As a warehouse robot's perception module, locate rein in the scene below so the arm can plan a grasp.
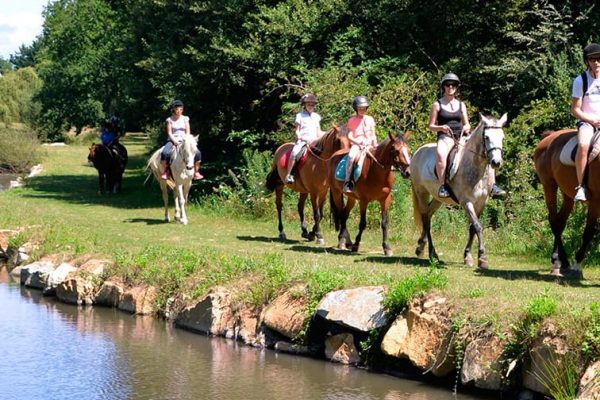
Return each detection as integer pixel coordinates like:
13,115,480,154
453,124,502,161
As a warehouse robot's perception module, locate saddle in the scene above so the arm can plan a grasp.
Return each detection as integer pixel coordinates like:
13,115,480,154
279,148,309,170
559,129,600,166
433,135,467,183
335,151,367,182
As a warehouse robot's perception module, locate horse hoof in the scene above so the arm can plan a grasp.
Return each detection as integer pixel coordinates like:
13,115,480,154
337,243,347,251
384,249,393,257
464,254,474,267
550,268,564,277
351,245,359,253
307,232,316,242
415,248,424,258
478,259,489,270
278,232,286,241
301,231,310,239
181,219,188,225
316,238,325,246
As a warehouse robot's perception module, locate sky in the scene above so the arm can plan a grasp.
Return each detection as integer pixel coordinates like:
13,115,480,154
0,0,47,59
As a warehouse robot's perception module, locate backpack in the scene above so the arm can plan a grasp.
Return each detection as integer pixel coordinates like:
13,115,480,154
581,71,589,98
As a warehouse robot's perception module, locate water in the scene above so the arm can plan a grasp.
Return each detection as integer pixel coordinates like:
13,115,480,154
0,271,498,400
0,173,19,192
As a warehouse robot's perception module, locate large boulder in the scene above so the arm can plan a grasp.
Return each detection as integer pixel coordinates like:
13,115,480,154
21,260,55,289
381,294,455,376
94,279,125,307
577,361,600,400
43,262,77,295
118,285,157,315
175,286,235,337
262,284,310,340
234,306,265,347
316,286,387,332
56,272,97,305
522,322,570,396
461,332,505,390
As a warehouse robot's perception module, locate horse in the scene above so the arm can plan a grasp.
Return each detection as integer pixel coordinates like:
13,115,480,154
410,114,507,269
265,126,349,244
88,143,128,194
533,128,599,279
327,132,412,256
147,134,198,225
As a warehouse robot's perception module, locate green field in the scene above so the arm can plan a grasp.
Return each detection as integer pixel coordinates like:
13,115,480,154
1,133,599,336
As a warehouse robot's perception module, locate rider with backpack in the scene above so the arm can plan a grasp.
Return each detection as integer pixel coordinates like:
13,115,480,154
572,43,600,202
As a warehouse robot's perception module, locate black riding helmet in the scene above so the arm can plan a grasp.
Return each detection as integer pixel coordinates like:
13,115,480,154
170,99,184,110
440,73,460,87
583,43,600,61
352,96,369,111
300,93,317,104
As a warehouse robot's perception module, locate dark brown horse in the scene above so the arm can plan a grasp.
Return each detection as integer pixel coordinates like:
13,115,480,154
533,128,597,279
88,143,127,194
266,126,349,244
327,132,411,256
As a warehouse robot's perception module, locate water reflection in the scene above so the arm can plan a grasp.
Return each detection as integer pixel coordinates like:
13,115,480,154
0,279,497,400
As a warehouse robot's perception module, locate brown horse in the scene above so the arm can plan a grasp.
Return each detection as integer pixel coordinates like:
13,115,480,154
265,126,349,244
327,132,411,256
533,128,597,279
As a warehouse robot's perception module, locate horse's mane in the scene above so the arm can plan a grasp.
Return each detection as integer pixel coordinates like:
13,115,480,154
309,126,338,155
541,128,576,138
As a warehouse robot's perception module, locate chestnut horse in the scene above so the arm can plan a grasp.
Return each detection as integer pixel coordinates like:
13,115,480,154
410,114,507,269
533,128,598,279
266,126,348,244
88,143,128,194
327,132,411,256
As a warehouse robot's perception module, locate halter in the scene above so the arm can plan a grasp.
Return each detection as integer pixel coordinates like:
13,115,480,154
481,125,504,161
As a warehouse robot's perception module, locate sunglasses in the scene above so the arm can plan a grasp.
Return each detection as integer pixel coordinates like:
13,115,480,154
444,82,458,88
588,56,600,63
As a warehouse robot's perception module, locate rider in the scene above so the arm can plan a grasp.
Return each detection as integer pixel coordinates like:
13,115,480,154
572,43,600,202
343,95,377,193
160,100,203,181
285,93,323,184
100,117,118,147
429,73,505,198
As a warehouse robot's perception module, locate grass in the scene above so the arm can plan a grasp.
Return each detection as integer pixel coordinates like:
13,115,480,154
1,132,599,343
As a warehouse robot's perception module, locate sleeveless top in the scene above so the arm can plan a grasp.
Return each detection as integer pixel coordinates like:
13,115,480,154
166,115,189,142
295,111,322,142
436,99,463,138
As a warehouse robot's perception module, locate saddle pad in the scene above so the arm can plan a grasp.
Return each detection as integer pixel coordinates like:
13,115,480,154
278,149,308,169
560,129,600,166
334,154,363,181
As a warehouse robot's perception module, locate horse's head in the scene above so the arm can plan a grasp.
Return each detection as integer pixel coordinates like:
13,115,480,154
312,124,350,157
387,131,411,178
179,134,198,175
480,113,507,169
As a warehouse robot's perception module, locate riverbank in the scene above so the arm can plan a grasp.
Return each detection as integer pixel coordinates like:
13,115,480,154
0,133,598,399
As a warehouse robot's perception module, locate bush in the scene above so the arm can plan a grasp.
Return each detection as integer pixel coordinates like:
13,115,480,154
0,125,43,173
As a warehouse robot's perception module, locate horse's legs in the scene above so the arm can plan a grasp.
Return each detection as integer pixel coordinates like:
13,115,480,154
380,196,393,256
464,224,476,267
462,201,487,269
160,182,170,222
98,172,105,195
351,201,368,253
298,193,310,239
337,193,355,250
308,192,325,245
179,182,190,225
543,183,572,271
275,186,286,240
572,208,599,279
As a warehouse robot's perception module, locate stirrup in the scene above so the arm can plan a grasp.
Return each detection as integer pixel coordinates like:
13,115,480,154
574,185,587,202
438,184,450,198
343,182,353,193
285,174,295,184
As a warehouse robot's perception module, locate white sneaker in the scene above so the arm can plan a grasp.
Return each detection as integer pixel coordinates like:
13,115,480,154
285,174,294,184
574,186,587,202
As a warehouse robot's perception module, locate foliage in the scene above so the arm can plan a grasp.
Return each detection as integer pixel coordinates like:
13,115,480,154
581,302,600,361
383,267,448,317
0,67,42,125
0,125,43,173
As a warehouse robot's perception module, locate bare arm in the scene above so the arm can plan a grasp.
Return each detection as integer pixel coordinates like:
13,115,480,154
461,103,471,135
428,102,452,135
572,97,600,128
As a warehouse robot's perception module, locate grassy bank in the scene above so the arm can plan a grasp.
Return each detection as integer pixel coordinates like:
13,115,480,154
1,133,599,352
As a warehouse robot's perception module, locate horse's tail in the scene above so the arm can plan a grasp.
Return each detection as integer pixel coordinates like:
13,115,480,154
145,149,162,185
411,187,423,231
265,164,282,192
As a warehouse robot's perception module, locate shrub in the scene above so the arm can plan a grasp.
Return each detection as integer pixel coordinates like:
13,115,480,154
0,125,43,173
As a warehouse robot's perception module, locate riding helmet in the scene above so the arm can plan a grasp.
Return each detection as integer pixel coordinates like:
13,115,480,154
583,43,600,61
170,99,184,110
300,93,317,104
440,73,461,87
352,95,369,111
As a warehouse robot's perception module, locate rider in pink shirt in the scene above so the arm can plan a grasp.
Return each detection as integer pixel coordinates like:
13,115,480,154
343,96,377,193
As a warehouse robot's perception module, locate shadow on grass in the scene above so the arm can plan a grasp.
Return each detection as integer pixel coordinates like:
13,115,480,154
475,268,600,287
123,218,167,225
236,235,301,245
363,255,434,267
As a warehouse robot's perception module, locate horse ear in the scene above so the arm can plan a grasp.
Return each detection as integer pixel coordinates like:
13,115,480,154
480,113,491,126
402,131,411,140
193,134,199,141
498,113,508,126
388,131,395,141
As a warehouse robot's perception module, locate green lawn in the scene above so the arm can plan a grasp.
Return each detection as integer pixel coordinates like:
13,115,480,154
1,133,599,333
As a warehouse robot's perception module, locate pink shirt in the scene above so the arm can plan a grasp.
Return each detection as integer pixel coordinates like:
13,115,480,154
347,115,376,147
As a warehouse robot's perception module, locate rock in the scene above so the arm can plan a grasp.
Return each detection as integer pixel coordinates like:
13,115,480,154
235,306,265,347
56,272,97,305
262,284,309,339
522,322,570,396
118,285,157,315
21,260,55,289
274,341,311,355
94,280,124,307
175,286,235,337
381,294,455,376
78,259,110,276
325,333,360,365
460,333,505,390
43,262,77,295
577,361,600,400
316,286,387,332
9,266,23,281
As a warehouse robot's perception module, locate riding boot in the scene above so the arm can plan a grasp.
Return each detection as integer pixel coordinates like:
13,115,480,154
193,162,204,180
285,160,295,184
438,184,450,198
160,160,169,180
343,180,353,193
490,184,506,199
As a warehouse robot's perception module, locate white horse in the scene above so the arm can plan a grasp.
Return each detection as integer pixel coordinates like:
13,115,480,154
147,134,198,225
410,114,507,269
